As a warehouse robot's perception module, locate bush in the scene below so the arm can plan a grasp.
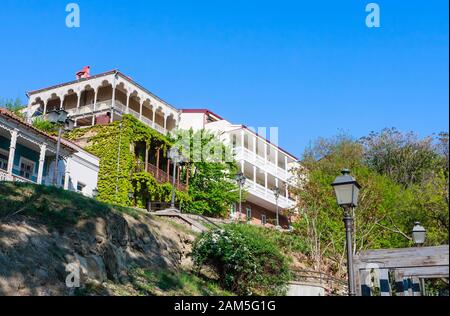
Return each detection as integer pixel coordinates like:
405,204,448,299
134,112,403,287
191,224,291,296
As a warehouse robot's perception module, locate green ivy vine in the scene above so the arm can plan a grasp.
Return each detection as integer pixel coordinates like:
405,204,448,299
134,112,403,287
65,114,186,207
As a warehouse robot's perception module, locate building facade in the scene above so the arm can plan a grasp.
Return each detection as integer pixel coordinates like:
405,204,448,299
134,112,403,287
0,109,99,197
179,109,298,228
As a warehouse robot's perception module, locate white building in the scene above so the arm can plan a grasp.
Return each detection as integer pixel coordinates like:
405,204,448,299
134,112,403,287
180,109,299,228
0,108,99,197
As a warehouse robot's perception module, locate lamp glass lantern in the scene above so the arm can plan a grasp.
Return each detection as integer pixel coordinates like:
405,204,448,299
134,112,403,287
412,222,426,245
331,169,361,208
92,188,99,198
235,171,246,187
273,187,280,199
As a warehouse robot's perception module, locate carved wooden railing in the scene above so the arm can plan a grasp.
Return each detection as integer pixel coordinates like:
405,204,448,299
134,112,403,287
135,162,187,192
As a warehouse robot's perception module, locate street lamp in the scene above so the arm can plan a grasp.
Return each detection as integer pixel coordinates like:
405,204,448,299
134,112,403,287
412,222,427,295
47,109,74,186
92,188,99,198
273,186,281,229
168,147,184,210
412,222,426,246
332,168,361,296
235,171,246,222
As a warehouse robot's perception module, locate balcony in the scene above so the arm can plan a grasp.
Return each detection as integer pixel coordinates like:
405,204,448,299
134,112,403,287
64,100,168,135
235,147,289,180
135,162,187,192
0,168,35,184
244,179,295,210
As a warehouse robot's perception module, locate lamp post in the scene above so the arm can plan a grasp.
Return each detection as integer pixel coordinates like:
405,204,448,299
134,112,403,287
331,169,361,296
46,109,74,187
273,186,280,229
235,171,246,222
168,147,184,210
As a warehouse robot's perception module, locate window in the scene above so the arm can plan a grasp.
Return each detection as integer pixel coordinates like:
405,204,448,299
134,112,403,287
0,149,8,171
19,158,35,180
261,215,267,226
77,182,86,193
246,207,252,221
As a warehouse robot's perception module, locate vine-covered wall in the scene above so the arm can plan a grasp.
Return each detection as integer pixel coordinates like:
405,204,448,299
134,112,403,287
65,115,189,208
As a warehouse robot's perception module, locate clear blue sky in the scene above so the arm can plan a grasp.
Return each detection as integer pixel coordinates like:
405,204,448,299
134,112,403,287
0,0,448,157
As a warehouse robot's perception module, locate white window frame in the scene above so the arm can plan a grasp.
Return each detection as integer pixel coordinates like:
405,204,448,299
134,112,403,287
246,207,252,221
76,181,86,194
261,214,267,226
18,157,36,180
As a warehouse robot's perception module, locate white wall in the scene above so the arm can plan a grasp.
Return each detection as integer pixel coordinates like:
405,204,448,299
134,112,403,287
67,150,99,197
178,112,206,130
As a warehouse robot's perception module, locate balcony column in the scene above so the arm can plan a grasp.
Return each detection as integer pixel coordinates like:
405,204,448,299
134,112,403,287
264,172,268,194
285,156,289,173
144,142,150,171
59,96,64,110
126,92,130,114
275,150,279,174
253,135,257,160
240,129,245,153
91,89,98,126
285,183,289,200
264,143,268,165
253,166,257,188
110,84,116,123
64,160,70,190
163,113,167,130
43,100,48,115
166,158,171,182
139,100,143,120
152,109,156,128
156,147,161,178
76,92,81,109
7,129,18,176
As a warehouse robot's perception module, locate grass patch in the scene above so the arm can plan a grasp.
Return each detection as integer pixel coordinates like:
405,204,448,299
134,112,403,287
0,182,141,230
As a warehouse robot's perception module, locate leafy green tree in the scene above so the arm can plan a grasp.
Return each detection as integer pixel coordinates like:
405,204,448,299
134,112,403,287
172,129,241,217
0,97,25,119
291,130,449,275
360,128,442,188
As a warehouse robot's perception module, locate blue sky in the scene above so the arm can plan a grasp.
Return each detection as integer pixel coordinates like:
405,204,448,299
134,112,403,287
0,0,448,157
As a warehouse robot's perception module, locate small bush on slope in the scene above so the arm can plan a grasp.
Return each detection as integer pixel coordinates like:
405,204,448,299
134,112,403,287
192,224,290,296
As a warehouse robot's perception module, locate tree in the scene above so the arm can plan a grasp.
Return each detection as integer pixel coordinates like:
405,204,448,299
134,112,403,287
360,128,441,188
291,130,449,276
172,129,241,217
0,97,25,120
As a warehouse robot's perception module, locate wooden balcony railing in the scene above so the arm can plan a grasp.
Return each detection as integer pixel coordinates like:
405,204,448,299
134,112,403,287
135,162,187,192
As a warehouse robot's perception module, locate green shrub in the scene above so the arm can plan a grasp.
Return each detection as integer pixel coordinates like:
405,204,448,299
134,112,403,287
191,224,291,296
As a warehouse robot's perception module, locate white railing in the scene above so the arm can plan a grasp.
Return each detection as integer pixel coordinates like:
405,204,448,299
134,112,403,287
244,179,295,209
0,169,12,181
0,169,35,183
235,147,289,179
63,99,169,135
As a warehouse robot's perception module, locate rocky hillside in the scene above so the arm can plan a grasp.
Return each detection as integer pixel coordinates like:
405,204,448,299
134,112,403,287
0,182,228,296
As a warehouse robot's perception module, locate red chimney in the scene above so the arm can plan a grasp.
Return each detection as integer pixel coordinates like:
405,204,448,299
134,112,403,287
76,66,91,79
